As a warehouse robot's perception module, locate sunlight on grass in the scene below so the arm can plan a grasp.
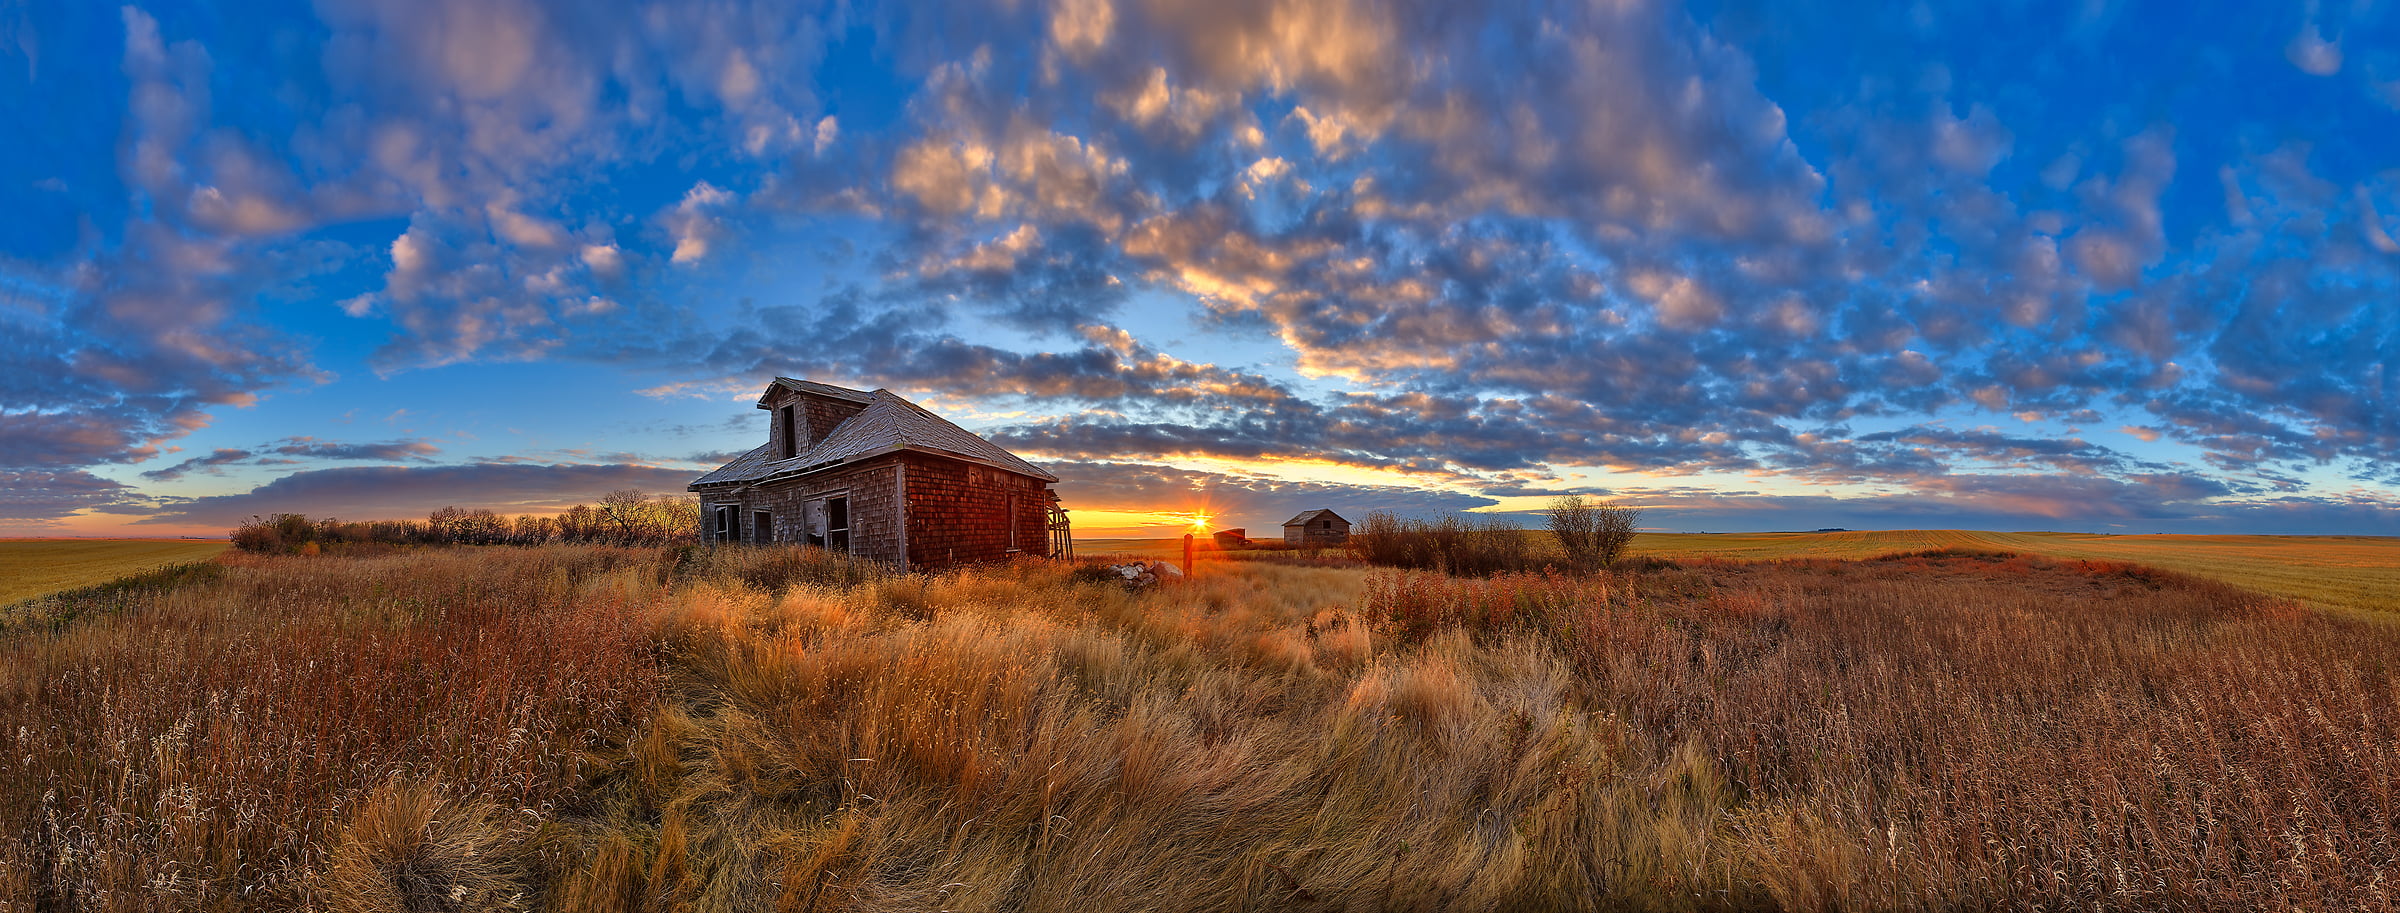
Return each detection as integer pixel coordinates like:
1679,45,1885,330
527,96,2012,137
0,539,230,605
1633,530,2400,613
5,543,2397,909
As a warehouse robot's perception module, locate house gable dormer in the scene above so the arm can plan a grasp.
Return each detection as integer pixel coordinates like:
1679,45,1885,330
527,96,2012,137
756,378,873,462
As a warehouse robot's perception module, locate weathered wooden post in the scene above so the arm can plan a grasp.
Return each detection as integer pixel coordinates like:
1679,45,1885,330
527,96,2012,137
1184,532,1195,576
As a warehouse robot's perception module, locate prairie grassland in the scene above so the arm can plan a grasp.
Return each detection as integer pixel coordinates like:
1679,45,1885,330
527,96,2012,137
7,544,2399,911
0,539,230,605
0,547,667,911
1100,528,2400,613
1634,530,2400,613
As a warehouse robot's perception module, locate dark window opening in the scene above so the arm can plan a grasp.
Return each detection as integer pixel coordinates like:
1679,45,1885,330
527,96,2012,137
827,497,849,551
753,510,773,544
713,505,736,543
778,405,797,460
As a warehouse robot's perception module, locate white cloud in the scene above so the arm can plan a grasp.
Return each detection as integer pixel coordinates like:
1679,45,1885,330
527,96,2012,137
1049,0,1115,58
892,136,1000,216
1629,271,1724,331
2286,20,2342,76
666,181,735,264
485,203,564,247
813,115,839,154
580,242,624,277
719,49,762,105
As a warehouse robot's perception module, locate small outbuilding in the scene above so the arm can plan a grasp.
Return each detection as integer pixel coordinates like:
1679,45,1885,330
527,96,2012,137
1281,509,1351,546
1212,528,1249,548
688,378,1068,569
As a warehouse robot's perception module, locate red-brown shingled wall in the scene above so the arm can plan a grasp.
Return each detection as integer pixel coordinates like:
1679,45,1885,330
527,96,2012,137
899,451,1053,569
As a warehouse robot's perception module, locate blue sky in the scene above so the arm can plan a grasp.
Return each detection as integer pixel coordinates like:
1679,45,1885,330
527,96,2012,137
2,0,2394,537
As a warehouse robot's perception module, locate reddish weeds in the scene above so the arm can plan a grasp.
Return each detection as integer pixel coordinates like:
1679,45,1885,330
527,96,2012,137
0,547,664,911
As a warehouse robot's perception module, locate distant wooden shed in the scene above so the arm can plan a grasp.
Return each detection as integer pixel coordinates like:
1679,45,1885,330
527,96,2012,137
1213,528,1249,548
688,378,1069,569
1281,509,1351,546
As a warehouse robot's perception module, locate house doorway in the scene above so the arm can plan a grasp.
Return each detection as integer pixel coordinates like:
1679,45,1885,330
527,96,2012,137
804,495,850,552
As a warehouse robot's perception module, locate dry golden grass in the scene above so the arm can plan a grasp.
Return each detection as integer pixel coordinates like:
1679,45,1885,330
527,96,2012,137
0,546,664,911
8,542,2400,911
544,548,2399,911
0,539,229,605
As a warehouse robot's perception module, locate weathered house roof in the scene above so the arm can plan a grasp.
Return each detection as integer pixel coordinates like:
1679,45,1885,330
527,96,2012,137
691,383,1058,490
1282,508,1349,527
755,377,874,406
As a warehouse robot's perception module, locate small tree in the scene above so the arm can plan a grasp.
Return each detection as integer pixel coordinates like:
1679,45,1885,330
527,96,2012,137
597,489,650,544
1547,495,1642,571
426,506,467,544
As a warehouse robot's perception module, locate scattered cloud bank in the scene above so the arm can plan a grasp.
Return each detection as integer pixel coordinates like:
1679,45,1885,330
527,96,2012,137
2,0,2394,532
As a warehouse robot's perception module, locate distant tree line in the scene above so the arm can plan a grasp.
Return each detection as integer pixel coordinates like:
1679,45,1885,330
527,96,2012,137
230,489,700,553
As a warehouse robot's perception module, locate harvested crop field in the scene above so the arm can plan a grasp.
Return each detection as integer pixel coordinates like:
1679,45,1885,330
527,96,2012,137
0,538,230,606
1634,530,2400,614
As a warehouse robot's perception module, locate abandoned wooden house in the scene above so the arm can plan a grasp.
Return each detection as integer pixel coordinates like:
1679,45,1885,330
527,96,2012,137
1282,508,1351,546
688,378,1070,569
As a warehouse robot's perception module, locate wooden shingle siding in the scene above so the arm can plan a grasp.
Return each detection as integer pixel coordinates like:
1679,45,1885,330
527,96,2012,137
898,452,1051,569
694,457,905,565
762,385,868,455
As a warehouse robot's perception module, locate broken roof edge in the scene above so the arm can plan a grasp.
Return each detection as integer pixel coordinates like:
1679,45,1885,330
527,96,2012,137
753,376,875,408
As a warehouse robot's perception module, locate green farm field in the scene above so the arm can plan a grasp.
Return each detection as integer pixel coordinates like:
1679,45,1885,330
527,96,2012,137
0,538,230,606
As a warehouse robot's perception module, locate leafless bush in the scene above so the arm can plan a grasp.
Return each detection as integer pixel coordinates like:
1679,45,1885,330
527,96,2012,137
1594,498,1640,567
1548,495,1642,571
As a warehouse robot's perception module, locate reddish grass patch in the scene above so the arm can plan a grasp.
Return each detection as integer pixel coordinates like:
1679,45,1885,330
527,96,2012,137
1366,551,2395,909
0,547,665,910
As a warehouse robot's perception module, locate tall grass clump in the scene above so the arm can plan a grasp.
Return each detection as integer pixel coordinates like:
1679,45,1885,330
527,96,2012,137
673,541,895,592
1351,509,1542,576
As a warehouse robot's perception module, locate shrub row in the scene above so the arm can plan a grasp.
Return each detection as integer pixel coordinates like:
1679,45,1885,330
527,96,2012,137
1350,510,1545,576
231,489,701,553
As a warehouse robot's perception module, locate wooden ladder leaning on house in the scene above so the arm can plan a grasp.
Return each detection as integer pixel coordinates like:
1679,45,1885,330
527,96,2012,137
1046,494,1073,560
